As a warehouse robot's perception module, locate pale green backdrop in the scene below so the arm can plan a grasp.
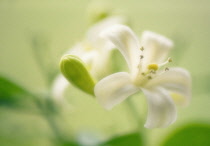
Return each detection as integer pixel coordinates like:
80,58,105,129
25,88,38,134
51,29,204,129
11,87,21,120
0,0,210,146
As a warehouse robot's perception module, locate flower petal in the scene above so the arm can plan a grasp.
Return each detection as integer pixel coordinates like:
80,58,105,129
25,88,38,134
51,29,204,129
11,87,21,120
94,72,139,110
51,75,69,100
145,67,191,106
142,87,177,128
68,43,112,80
87,16,126,49
67,43,97,65
141,31,173,66
100,24,141,76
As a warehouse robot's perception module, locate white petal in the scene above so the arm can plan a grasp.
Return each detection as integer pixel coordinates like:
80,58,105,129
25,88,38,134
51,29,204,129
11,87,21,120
67,42,98,69
145,67,191,106
67,42,84,55
87,16,126,48
94,72,139,110
69,43,113,80
67,43,88,62
67,17,126,80
100,24,141,76
142,87,177,128
51,75,69,100
90,50,112,80
141,31,173,66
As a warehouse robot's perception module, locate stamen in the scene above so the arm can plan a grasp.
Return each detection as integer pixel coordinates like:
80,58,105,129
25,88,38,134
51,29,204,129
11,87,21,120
137,46,145,74
140,47,144,51
158,57,172,67
143,57,173,80
168,57,172,62
165,67,169,71
140,55,144,59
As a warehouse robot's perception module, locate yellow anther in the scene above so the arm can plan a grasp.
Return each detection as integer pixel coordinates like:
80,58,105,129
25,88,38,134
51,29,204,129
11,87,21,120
168,57,172,62
140,47,144,51
165,67,169,71
147,64,158,71
140,55,144,59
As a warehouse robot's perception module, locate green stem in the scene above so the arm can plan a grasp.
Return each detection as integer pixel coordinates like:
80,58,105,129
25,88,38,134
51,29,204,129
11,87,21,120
126,98,142,129
31,94,66,144
43,110,64,142
15,70,65,143
126,98,147,146
31,43,52,88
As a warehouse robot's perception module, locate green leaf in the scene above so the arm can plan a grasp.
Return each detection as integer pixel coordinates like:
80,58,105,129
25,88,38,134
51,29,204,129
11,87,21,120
162,123,210,146
101,132,142,146
60,55,96,96
0,76,31,106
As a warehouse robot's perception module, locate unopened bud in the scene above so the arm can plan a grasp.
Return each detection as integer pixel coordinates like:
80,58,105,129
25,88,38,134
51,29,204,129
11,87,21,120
60,55,96,96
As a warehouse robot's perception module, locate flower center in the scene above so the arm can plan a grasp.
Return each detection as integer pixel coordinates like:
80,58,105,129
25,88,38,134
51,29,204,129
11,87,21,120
147,64,158,71
133,46,172,87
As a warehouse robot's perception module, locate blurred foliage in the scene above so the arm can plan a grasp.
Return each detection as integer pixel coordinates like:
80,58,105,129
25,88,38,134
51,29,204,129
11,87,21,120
101,132,142,146
0,75,33,108
162,123,210,146
0,75,57,113
0,75,78,146
0,76,28,100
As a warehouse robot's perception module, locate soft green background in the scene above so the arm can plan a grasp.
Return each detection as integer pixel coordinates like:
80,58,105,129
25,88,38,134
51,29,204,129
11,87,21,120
0,0,210,146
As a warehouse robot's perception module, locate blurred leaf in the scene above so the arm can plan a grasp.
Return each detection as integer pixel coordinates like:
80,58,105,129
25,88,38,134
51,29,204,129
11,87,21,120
0,76,40,113
162,123,210,146
0,76,31,106
101,132,142,146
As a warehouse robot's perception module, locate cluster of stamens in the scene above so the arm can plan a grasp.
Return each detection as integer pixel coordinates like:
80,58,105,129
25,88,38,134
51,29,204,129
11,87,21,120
138,46,172,80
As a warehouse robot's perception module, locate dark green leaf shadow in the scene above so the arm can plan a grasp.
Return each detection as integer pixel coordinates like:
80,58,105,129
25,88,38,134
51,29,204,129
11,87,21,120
161,123,210,146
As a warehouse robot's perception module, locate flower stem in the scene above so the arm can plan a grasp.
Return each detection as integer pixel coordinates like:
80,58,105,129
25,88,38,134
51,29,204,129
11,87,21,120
32,95,66,144
43,111,64,142
126,98,147,146
20,73,67,144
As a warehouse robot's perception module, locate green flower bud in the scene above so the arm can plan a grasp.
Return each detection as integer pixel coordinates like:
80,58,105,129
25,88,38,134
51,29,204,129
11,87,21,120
60,55,96,96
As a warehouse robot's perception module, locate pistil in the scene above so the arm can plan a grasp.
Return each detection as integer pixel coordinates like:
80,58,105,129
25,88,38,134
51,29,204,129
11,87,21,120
134,45,173,87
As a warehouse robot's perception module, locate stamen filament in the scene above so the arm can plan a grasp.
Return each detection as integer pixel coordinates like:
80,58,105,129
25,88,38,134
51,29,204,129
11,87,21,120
158,57,172,67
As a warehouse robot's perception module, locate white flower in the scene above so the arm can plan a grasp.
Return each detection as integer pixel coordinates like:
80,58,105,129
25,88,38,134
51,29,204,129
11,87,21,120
52,16,126,99
94,24,191,128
